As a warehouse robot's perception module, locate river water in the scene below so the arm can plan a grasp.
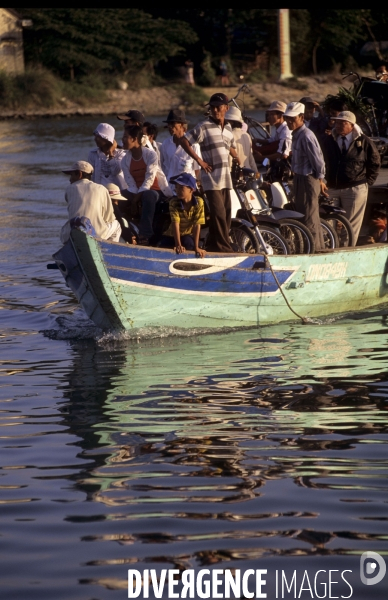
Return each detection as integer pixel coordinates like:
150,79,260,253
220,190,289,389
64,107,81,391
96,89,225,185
0,116,387,600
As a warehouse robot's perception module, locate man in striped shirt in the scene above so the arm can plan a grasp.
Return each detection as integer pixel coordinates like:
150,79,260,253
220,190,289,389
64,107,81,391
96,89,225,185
177,93,240,252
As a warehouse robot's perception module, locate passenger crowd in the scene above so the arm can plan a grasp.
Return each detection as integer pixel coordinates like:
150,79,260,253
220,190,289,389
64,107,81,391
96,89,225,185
61,82,382,255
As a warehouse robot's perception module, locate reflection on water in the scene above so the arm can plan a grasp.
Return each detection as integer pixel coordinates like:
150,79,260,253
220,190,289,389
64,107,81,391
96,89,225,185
2,319,388,598
0,117,387,599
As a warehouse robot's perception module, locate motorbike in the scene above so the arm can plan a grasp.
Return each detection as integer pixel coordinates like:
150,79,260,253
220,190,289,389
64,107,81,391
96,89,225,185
230,163,299,255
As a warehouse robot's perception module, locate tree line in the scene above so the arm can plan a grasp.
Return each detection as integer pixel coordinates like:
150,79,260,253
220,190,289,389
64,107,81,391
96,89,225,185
16,9,388,83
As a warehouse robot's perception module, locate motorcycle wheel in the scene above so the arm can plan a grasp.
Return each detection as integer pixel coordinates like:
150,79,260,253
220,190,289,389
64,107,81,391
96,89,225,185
320,219,340,249
259,226,290,255
229,225,260,254
278,218,315,254
321,214,355,247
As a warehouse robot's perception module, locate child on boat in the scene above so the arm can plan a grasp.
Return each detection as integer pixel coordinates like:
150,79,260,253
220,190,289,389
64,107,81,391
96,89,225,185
159,173,206,257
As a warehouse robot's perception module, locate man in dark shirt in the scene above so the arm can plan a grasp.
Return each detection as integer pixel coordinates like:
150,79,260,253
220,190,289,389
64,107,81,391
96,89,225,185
321,111,380,243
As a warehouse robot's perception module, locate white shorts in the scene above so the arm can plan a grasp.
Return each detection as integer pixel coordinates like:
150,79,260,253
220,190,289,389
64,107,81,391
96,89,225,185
104,220,121,242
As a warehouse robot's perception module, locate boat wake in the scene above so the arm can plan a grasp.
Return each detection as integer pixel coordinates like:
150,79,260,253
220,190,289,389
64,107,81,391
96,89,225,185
41,314,103,340
98,324,256,345
41,313,256,342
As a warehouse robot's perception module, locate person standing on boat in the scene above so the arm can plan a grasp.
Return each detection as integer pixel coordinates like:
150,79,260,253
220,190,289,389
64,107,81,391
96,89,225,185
284,101,326,252
321,111,380,243
225,105,257,172
60,161,121,244
119,125,173,245
177,92,240,253
88,123,127,189
253,100,291,162
160,109,201,185
299,96,327,144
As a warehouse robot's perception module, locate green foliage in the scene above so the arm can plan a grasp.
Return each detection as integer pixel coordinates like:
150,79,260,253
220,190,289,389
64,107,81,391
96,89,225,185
173,85,208,108
323,87,370,119
246,69,267,83
12,8,388,89
19,9,198,79
0,68,61,108
0,68,109,110
197,52,217,86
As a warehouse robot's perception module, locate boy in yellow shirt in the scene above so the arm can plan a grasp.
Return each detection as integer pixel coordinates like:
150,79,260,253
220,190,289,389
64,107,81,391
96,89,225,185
160,173,206,257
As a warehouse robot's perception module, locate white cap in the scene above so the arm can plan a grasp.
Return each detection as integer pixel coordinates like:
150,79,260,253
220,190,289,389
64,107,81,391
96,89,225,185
62,160,94,174
105,183,127,201
94,123,115,144
331,111,356,125
225,105,243,124
268,100,287,113
284,102,305,117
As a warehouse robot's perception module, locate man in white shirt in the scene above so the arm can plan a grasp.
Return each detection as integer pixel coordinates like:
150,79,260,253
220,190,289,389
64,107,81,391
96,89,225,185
225,105,257,172
60,161,121,245
88,123,126,189
254,100,292,162
160,109,201,182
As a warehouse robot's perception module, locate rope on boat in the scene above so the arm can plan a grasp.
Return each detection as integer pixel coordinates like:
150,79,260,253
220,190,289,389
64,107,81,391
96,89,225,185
264,254,311,325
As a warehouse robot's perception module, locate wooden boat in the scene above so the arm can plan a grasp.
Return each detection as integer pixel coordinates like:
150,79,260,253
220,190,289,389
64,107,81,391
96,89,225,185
53,228,388,331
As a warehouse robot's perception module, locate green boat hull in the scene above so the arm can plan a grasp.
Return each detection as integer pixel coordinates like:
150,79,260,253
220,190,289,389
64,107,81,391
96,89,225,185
53,229,388,331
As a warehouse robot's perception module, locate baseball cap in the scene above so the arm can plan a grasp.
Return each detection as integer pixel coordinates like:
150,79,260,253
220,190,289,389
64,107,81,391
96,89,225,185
206,92,229,106
284,102,305,117
331,111,356,124
117,110,145,124
163,108,188,123
267,100,287,113
225,106,243,123
105,183,127,201
299,96,315,105
62,160,94,174
94,123,115,144
169,173,197,189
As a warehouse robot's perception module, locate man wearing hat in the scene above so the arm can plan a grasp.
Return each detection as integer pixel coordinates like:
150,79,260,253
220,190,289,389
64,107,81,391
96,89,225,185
160,109,201,183
284,101,326,251
299,96,327,144
177,93,240,253
116,109,156,154
225,105,257,172
254,100,291,162
116,109,145,127
60,161,121,245
321,111,380,243
88,123,126,189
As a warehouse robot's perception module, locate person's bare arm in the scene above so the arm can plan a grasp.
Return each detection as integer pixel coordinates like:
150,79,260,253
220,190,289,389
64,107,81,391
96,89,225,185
313,102,325,117
192,224,205,257
107,139,118,158
229,147,240,164
178,137,212,173
172,221,185,254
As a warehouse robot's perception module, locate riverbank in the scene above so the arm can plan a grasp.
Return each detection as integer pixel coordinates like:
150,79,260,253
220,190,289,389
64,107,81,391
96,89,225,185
0,75,349,119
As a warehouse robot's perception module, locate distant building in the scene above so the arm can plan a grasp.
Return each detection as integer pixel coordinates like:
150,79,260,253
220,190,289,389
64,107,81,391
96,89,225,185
0,9,31,74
